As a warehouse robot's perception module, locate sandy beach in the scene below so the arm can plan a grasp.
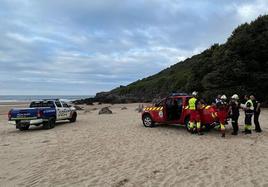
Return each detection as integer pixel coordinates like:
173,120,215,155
0,103,268,186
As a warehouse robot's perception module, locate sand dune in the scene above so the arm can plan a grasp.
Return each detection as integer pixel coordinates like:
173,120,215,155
0,103,268,186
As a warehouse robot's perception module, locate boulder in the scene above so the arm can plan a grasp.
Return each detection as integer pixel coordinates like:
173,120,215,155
98,107,113,115
121,106,128,110
135,104,144,113
84,109,91,114
73,105,84,110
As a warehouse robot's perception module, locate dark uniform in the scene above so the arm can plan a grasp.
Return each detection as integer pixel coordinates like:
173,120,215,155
229,100,240,135
252,100,262,132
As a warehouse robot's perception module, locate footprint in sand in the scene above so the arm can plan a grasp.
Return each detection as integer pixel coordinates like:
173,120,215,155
113,178,129,187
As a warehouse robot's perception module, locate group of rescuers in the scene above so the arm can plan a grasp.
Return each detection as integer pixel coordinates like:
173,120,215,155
188,91,262,137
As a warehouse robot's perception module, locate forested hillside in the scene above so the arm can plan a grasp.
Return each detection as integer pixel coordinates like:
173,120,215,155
93,15,268,104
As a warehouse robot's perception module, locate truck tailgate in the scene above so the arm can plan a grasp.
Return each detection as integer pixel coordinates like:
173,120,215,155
10,108,38,120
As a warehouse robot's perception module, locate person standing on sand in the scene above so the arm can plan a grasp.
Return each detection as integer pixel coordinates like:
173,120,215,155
243,95,254,134
188,91,203,135
216,95,228,138
250,95,262,133
229,94,240,135
215,94,222,105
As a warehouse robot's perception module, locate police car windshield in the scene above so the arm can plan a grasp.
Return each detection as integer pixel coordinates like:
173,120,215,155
30,101,55,108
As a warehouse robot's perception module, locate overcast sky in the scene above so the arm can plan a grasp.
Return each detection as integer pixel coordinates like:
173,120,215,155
0,0,267,95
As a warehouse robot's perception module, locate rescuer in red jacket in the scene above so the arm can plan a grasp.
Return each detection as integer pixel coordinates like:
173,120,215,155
216,95,229,138
188,91,203,135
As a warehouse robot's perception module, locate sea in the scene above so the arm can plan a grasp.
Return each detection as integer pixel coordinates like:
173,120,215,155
0,95,93,103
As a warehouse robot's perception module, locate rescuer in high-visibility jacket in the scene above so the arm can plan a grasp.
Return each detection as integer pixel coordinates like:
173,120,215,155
243,95,254,134
188,91,203,135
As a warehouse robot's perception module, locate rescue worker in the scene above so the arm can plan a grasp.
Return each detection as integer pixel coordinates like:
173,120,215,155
243,95,254,134
216,95,228,137
229,94,240,135
188,91,203,135
250,95,262,132
215,94,222,105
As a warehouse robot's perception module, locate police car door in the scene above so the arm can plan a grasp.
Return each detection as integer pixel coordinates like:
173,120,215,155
55,100,65,120
61,101,72,119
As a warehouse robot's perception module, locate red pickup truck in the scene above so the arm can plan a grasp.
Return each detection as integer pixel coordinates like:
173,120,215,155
141,94,218,131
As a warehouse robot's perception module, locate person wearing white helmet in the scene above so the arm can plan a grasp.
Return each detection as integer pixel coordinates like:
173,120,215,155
216,94,228,137
220,95,227,101
214,94,222,105
244,95,254,134
192,91,198,96
229,94,240,135
188,91,203,135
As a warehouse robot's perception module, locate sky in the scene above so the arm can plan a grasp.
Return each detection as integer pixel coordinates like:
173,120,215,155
0,0,268,95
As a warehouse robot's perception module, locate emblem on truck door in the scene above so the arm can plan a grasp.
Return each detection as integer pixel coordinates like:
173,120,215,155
158,111,163,118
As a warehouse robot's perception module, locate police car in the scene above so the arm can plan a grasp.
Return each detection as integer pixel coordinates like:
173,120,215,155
8,99,77,131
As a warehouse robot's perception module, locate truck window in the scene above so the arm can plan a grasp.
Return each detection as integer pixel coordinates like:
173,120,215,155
177,98,183,106
55,101,62,107
156,100,165,107
62,102,69,107
30,101,54,108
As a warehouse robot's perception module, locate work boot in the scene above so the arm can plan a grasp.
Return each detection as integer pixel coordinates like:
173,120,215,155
255,129,262,133
197,132,204,136
221,133,225,138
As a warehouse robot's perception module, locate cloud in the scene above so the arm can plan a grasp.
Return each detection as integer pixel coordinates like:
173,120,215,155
0,0,267,95
236,0,268,22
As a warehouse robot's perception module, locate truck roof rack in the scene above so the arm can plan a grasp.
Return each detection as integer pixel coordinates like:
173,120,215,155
42,99,60,101
169,93,189,96
31,99,60,102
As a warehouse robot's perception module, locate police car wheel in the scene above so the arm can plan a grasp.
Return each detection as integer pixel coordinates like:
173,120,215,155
43,117,55,129
18,125,30,131
70,112,77,123
49,117,56,128
143,115,154,127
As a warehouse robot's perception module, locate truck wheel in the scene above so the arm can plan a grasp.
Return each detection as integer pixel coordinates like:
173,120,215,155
142,114,155,127
69,112,77,123
18,125,30,131
204,124,212,131
184,116,191,132
43,117,55,129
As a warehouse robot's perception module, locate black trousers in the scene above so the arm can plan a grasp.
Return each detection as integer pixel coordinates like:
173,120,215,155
231,115,239,133
254,112,262,132
245,113,253,132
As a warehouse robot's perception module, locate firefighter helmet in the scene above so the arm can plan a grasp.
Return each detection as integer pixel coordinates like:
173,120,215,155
231,94,239,100
192,91,198,96
221,95,227,100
